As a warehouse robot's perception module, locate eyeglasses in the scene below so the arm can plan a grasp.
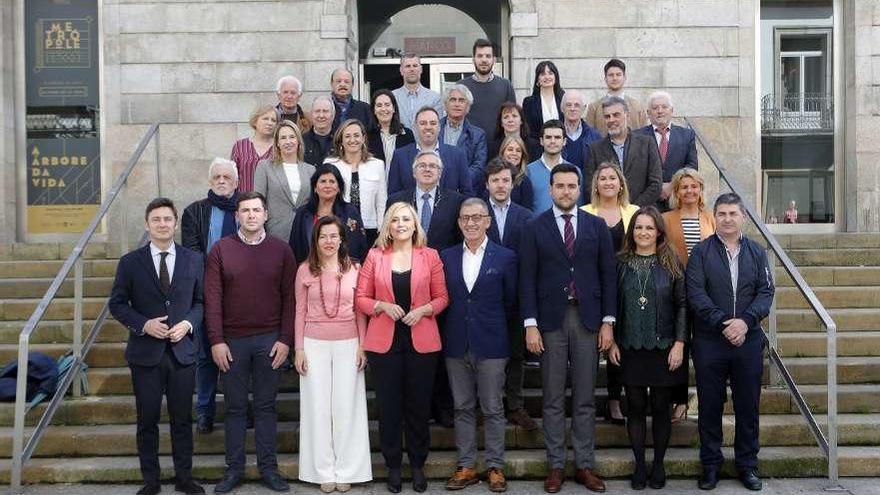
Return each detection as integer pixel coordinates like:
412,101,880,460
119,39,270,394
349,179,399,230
416,162,440,170
458,214,489,224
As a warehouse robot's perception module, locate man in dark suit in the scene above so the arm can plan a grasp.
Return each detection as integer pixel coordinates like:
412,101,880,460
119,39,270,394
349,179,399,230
330,68,373,133
484,158,537,430
387,106,473,196
520,163,617,494
438,84,488,191
585,96,662,207
440,197,517,492
109,198,205,495
181,158,239,434
635,91,698,211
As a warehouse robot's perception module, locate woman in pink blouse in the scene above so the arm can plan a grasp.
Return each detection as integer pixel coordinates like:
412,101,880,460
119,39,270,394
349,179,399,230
231,104,277,192
294,215,372,493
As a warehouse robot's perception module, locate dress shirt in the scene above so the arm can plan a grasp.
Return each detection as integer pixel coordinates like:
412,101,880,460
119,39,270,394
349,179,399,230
146,242,192,333
380,130,396,173
444,120,463,146
462,237,488,292
720,233,742,295
237,228,266,245
541,94,559,122
612,140,626,167
471,73,495,83
565,122,583,142
652,124,671,147
393,84,443,128
415,185,438,216
490,198,511,240
282,162,301,206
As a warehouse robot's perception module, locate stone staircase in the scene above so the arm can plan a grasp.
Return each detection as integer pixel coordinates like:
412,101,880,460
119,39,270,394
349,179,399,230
0,235,879,485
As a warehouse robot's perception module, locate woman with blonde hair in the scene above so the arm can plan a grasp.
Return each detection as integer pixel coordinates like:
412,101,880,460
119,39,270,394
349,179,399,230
355,201,449,493
230,104,277,192
495,135,534,209
582,162,639,424
662,167,715,423
253,120,316,240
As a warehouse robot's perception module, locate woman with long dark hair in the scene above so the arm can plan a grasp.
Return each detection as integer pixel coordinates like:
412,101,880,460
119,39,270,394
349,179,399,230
295,215,372,492
366,89,415,167
609,206,687,490
522,61,565,138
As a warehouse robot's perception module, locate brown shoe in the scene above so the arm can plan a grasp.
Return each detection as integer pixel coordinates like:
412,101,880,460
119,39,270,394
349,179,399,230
446,466,480,490
543,468,564,493
507,408,538,431
575,468,606,493
486,467,507,493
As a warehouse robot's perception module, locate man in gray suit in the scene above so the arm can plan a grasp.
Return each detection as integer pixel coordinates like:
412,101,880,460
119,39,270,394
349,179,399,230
584,96,662,207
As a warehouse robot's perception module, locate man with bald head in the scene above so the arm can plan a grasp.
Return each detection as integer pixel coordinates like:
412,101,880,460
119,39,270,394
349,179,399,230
274,75,310,132
330,68,373,132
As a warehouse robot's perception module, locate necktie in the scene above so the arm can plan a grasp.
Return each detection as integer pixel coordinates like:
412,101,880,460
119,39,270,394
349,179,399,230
420,192,433,233
562,214,577,299
159,252,171,294
657,126,669,164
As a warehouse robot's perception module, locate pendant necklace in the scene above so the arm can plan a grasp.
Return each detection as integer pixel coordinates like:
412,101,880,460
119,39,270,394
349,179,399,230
635,257,654,310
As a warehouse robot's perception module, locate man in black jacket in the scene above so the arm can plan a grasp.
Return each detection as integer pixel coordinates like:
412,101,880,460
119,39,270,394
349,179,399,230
686,193,775,492
330,68,373,132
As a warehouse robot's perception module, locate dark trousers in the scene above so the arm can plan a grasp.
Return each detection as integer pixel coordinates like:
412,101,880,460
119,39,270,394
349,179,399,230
504,318,525,411
129,347,195,485
195,320,219,419
693,333,764,470
368,349,439,469
223,331,282,476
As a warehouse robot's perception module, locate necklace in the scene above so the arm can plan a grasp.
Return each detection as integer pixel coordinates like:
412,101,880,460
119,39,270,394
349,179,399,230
631,256,655,310
318,269,343,318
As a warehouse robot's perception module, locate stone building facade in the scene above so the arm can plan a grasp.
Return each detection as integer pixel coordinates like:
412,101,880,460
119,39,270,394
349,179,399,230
0,0,877,242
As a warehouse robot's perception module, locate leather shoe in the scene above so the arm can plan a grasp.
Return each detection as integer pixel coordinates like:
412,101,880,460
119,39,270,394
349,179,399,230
486,467,507,493
260,471,290,492
386,468,402,493
543,468,564,493
175,479,205,494
137,483,161,495
445,466,479,490
575,468,606,493
412,467,428,492
196,416,213,435
213,473,242,494
506,408,538,431
738,469,763,491
698,466,719,490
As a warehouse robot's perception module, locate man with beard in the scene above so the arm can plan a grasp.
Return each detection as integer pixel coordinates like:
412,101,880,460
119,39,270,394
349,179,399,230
459,39,515,145
393,54,443,128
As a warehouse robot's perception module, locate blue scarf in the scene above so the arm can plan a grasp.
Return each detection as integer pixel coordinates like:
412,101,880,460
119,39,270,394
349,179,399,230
207,190,238,237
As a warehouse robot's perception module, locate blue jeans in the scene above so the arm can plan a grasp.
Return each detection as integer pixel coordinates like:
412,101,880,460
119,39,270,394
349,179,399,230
195,321,219,420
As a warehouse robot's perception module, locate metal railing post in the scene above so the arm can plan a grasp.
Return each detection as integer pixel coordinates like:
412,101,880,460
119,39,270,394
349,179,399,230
72,257,84,397
767,251,782,388
826,321,839,488
10,333,30,493
155,126,161,197
121,179,129,255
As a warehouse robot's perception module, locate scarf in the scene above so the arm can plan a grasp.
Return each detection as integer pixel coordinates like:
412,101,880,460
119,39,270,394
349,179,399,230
207,189,238,237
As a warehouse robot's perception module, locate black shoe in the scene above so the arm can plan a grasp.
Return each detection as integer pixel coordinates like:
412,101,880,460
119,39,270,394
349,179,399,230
738,469,762,491
648,463,666,489
213,473,242,494
630,463,647,490
412,467,427,493
260,471,290,492
175,479,206,494
698,466,719,490
137,483,161,495
196,416,214,435
386,468,402,493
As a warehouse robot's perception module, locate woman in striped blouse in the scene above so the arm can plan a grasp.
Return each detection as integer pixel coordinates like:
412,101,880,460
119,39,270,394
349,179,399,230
230,104,277,192
662,167,715,424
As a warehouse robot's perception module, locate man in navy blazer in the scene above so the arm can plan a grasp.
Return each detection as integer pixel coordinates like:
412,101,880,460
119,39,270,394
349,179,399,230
109,198,205,495
519,163,616,493
440,197,517,491
387,107,473,196
330,68,373,132
438,84,488,191
635,91,698,211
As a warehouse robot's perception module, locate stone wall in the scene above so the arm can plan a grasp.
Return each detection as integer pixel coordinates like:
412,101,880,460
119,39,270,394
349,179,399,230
0,1,16,243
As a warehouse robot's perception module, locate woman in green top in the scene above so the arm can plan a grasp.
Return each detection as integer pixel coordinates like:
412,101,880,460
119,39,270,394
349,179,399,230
609,206,687,490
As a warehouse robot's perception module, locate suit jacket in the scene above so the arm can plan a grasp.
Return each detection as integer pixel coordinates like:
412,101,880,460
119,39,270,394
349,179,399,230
519,209,617,332
332,97,374,132
585,132,663,207
366,126,415,165
522,93,563,138
253,160,315,241
181,198,212,255
288,202,369,265
387,143,473,197
356,246,449,354
487,201,533,253
387,187,466,252
440,241,517,359
663,208,715,266
635,123,698,182
438,117,488,191
109,244,204,367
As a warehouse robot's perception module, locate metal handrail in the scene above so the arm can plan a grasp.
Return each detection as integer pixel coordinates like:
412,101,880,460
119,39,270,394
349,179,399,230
684,117,840,488
10,124,161,493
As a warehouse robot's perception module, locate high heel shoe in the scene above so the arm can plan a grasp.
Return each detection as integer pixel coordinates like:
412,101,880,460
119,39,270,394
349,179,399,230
386,468,402,493
412,467,428,493
671,403,689,424
606,399,626,425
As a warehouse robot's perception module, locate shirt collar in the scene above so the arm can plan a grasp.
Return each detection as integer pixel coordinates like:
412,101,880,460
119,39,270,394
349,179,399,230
553,205,577,218
405,85,425,96
491,198,511,211
333,94,352,106
149,242,176,257
471,72,495,83
237,229,267,245
416,141,440,153
416,185,438,198
653,123,672,134
463,236,489,255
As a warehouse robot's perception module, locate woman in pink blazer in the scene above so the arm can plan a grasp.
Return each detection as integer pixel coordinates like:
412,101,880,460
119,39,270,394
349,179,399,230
356,201,449,493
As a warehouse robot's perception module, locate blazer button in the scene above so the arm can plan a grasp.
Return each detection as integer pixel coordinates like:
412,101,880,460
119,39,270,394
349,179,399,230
570,267,574,272
165,301,171,306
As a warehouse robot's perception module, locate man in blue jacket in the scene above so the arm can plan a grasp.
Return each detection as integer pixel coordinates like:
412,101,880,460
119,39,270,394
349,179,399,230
441,197,518,493
109,198,205,495
686,193,775,492
439,84,488,192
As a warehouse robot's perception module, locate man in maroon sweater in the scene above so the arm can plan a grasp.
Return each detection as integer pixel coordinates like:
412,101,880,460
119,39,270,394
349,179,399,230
205,191,296,494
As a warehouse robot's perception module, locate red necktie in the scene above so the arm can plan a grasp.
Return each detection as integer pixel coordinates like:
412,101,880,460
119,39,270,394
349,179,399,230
657,126,669,164
562,214,577,299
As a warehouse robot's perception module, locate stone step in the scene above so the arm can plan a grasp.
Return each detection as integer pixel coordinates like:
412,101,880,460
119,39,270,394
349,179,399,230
4,446,880,483
0,277,113,299
0,243,121,262
2,414,876,459
0,320,127,345
0,260,118,279
776,332,880,357
775,286,880,309
774,233,880,250
776,308,880,332
774,266,880,287
0,298,107,322
785,249,880,266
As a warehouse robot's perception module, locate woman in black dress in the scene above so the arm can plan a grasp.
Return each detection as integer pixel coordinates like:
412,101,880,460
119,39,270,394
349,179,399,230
609,206,687,490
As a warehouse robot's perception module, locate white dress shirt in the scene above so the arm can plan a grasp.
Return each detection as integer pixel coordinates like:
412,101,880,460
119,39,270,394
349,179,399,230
652,123,672,147
462,237,488,293
541,93,559,122
149,242,176,282
490,198,511,241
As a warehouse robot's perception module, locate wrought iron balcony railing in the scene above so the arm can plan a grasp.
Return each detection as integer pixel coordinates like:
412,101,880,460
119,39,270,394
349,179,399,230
761,93,833,133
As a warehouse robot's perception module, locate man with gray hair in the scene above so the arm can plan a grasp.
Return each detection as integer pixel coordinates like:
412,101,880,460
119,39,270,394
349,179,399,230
274,75,310,132
560,90,602,178
439,84,487,191
440,197,518,492
329,67,373,132
393,54,444,128
585,96,662,206
303,95,336,166
635,90,698,211
181,157,240,434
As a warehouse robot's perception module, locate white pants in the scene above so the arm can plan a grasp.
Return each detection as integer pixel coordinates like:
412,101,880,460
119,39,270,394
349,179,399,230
298,337,373,484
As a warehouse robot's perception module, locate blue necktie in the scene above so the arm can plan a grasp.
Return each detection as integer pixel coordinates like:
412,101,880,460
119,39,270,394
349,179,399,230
421,192,433,233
